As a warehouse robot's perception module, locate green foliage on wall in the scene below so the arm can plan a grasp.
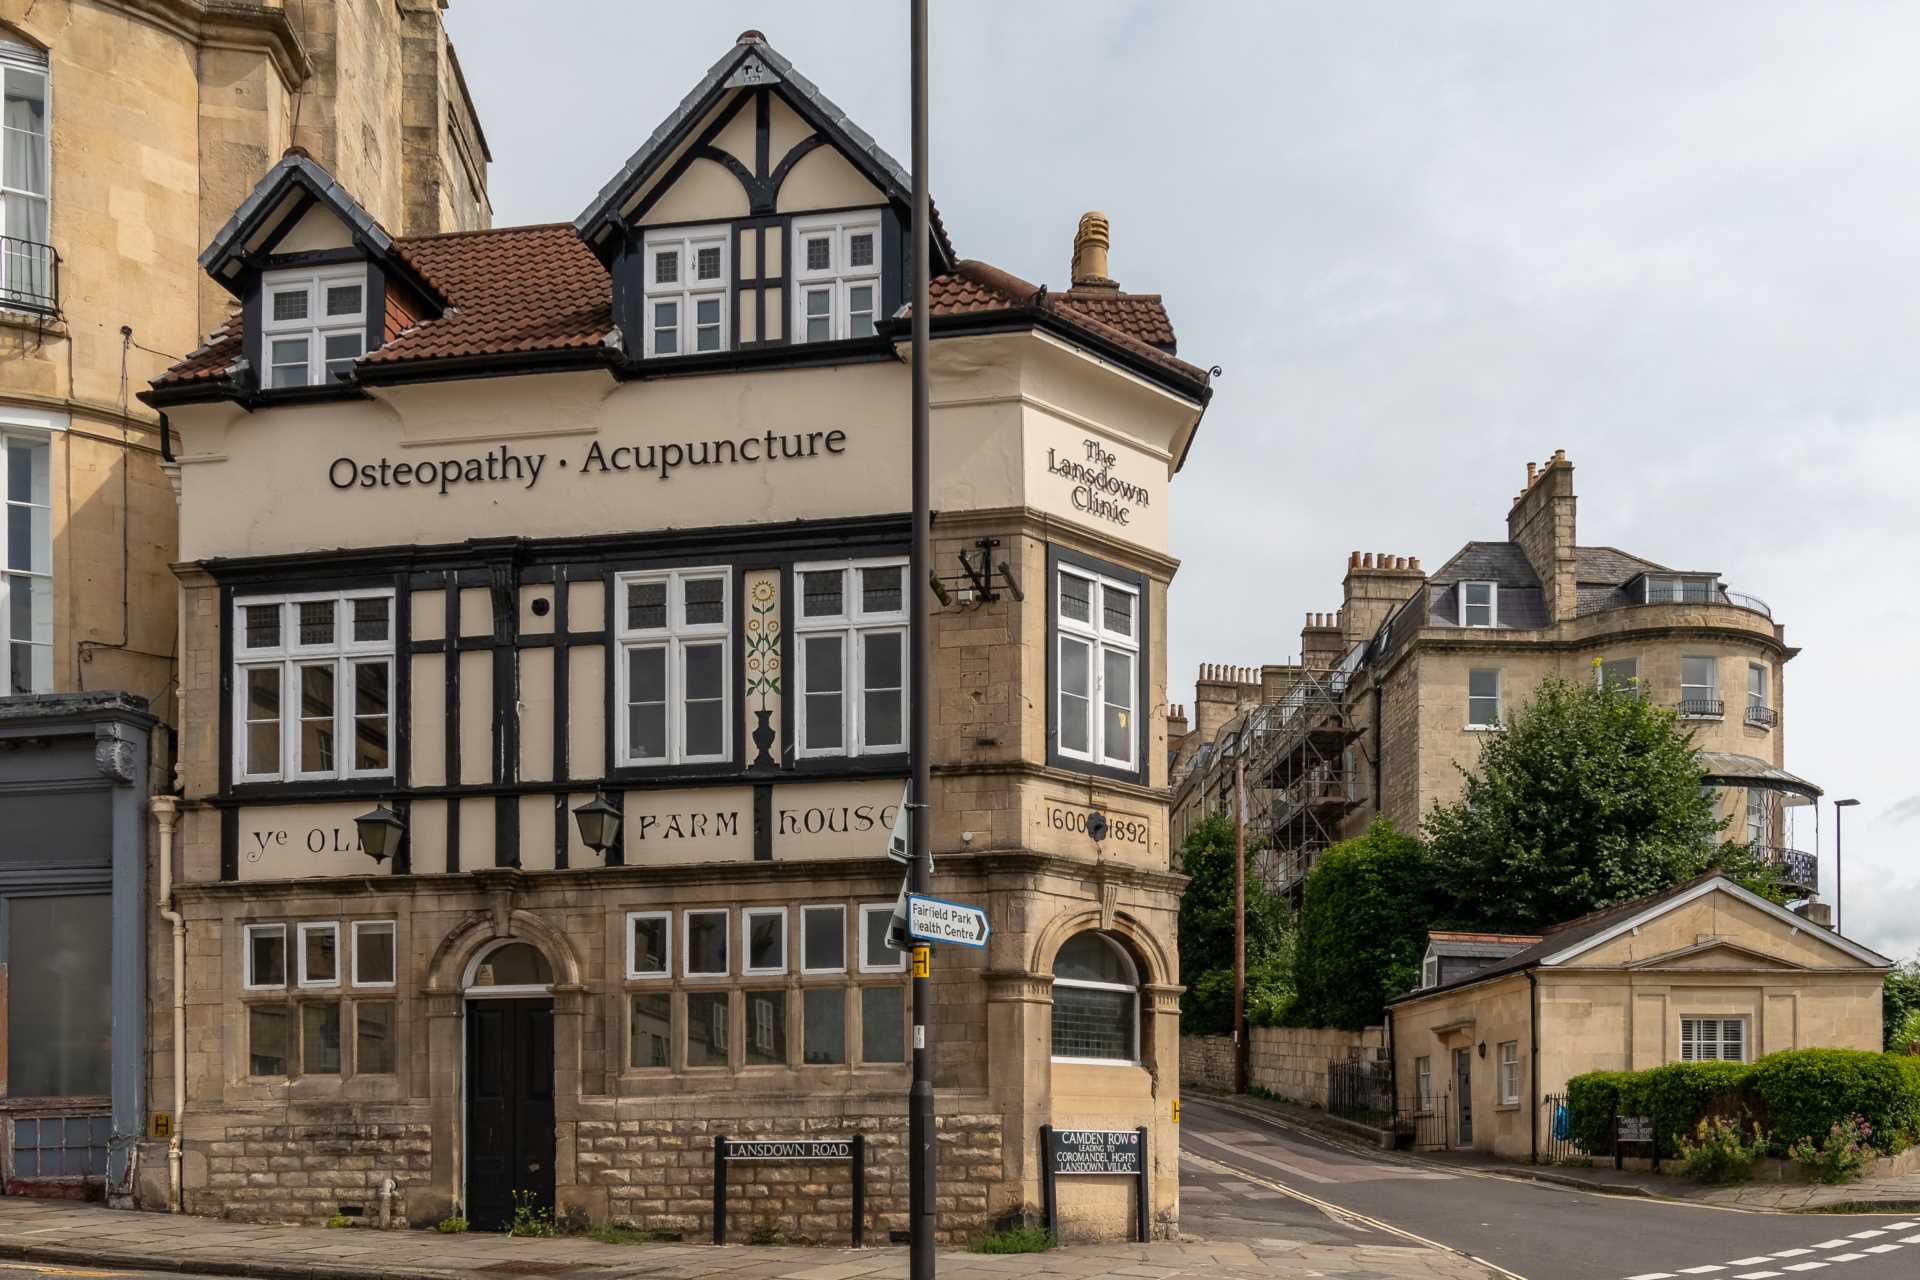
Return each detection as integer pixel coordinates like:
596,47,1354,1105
1288,818,1439,1030
1424,675,1761,932
1883,955,1920,1052
1175,813,1295,1035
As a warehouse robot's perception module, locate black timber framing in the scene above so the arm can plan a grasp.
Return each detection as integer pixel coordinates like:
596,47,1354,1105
202,515,912,875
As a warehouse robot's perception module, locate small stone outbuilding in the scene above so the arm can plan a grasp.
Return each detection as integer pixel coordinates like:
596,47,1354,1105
1387,875,1891,1161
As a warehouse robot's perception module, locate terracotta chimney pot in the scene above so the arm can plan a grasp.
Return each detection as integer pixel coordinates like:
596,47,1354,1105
1071,212,1117,289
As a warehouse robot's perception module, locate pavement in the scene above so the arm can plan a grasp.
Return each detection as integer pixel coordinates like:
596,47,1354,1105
0,1192,1502,1280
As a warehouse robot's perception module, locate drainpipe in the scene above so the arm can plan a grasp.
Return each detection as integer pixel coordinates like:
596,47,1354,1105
153,794,185,1212
1370,683,1383,815
1527,969,1540,1165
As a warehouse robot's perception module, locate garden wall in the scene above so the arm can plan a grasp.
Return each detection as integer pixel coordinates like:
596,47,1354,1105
1180,1026,1388,1105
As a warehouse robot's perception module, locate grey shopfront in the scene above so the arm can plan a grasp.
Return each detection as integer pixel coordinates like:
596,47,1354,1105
0,693,152,1197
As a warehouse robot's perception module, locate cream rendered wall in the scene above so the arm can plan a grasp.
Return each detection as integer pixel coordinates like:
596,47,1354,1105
1391,972,1534,1159
1570,891,1874,972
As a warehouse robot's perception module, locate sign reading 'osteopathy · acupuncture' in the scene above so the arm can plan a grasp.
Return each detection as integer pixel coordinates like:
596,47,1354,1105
327,430,851,496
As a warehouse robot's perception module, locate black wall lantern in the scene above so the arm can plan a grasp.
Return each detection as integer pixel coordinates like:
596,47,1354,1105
353,801,406,867
573,789,623,855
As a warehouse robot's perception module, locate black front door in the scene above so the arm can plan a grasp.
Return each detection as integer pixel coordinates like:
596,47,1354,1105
1454,1048,1473,1146
466,998,555,1230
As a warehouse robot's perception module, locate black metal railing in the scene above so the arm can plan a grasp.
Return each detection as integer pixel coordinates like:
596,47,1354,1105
1744,704,1778,728
1757,845,1818,892
1539,1093,1592,1164
1327,1059,1395,1127
1676,697,1724,718
0,236,58,314
1395,1094,1451,1150
1640,580,1773,618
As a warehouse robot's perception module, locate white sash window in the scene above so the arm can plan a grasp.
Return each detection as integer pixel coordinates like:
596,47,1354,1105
232,591,394,782
793,558,908,757
615,568,731,765
1056,565,1140,770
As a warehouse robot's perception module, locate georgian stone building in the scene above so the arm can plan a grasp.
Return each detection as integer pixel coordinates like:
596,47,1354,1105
1172,452,1817,903
0,0,486,1202
142,32,1209,1242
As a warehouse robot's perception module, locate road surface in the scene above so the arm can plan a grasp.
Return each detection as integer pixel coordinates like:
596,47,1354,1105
1181,1095,1920,1280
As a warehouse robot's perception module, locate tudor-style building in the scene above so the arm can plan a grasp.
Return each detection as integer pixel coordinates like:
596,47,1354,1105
142,33,1211,1242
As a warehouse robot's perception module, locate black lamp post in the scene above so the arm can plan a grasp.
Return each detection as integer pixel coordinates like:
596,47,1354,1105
573,789,623,857
1834,798,1860,933
353,801,406,867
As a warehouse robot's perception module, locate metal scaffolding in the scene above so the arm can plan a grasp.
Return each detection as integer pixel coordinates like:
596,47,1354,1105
1235,667,1362,896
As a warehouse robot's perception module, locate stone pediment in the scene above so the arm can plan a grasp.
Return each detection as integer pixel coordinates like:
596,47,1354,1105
1624,938,1808,971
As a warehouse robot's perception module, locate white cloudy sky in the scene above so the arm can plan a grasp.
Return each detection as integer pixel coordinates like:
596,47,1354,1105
445,2,1920,962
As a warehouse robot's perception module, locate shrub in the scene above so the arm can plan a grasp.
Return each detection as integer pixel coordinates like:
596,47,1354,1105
1291,819,1439,1029
1789,1115,1876,1184
1675,1117,1768,1184
1750,1049,1920,1153
969,1225,1054,1254
1565,1070,1631,1154
1620,1061,1756,1158
325,1213,356,1229
434,1216,469,1234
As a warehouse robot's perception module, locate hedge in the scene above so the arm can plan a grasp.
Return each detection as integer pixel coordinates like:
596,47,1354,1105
1750,1049,1920,1150
1567,1050,1920,1159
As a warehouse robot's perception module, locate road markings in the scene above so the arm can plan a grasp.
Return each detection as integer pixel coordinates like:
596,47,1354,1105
1781,1264,1829,1272
1901,1235,1920,1244
1182,1129,1339,1184
1864,1244,1902,1253
1729,1258,1778,1265
1180,1149,1528,1280
1625,1226,1911,1280
1825,1254,1867,1263
1809,1239,1853,1249
1732,1272,1785,1279
1847,1229,1886,1238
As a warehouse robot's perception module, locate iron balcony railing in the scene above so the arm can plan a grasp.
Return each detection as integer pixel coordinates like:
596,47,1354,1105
1757,845,1817,892
0,235,59,314
1642,579,1774,618
1744,704,1778,728
1676,697,1724,718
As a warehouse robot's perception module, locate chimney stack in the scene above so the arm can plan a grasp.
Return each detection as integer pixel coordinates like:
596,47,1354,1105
1192,662,1259,747
1071,211,1117,290
1507,450,1577,623
1341,552,1427,646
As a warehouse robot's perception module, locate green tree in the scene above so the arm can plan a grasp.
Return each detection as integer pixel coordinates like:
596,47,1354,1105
1290,818,1439,1030
1176,813,1295,1034
1424,675,1743,932
1886,954,1920,1052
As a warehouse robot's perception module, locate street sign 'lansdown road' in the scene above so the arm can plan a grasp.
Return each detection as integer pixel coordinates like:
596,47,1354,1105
907,894,990,947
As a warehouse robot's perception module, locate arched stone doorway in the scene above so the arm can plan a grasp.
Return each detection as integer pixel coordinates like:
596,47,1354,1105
462,939,557,1230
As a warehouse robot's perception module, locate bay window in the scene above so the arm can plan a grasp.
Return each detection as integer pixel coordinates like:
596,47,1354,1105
1055,562,1140,772
791,213,881,343
231,590,394,782
615,568,730,765
3,430,51,693
642,226,728,356
1,41,51,311
793,558,908,756
261,266,369,388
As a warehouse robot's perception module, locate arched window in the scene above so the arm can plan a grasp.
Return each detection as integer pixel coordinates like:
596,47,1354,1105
1050,932,1138,1064
465,941,553,993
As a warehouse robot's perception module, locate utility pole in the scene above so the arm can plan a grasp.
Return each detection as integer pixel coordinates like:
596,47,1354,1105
907,1,936,1273
1833,798,1860,934
1232,728,1248,1094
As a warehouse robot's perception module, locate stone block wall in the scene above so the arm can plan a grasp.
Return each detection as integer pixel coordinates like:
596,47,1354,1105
1180,1034,1236,1092
1248,1026,1387,1106
577,1110,1004,1245
199,1120,432,1225
1179,1027,1386,1106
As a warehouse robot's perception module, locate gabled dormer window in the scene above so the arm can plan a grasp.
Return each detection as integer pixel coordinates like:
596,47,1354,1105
792,212,881,343
1458,581,1497,628
262,265,368,388
643,226,729,357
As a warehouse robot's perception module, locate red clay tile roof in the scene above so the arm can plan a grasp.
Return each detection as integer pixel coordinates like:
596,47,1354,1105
154,231,1207,398
364,224,612,365
1053,289,1177,352
920,260,1208,391
156,316,243,386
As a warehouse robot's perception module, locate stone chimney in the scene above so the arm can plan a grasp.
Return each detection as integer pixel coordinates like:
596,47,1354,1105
1193,663,1260,747
1260,663,1302,703
1300,612,1346,671
1508,451,1577,623
1167,703,1189,746
1070,211,1117,290
1341,553,1427,646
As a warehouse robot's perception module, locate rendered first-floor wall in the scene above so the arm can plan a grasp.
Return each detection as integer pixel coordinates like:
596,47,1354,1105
135,848,1183,1241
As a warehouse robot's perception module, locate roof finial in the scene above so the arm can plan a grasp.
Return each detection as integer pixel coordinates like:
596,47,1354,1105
737,30,766,44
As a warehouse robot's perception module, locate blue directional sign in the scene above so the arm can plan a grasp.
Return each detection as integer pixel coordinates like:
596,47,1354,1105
907,894,990,947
